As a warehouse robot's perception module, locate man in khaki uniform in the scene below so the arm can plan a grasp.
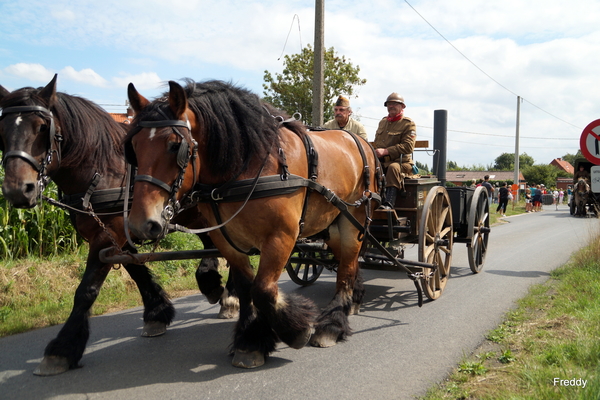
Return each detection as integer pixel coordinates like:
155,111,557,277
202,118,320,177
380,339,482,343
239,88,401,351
323,95,368,141
373,92,417,209
573,165,590,184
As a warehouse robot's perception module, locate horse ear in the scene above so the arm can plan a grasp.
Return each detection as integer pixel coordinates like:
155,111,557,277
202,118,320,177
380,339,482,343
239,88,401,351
0,84,10,100
38,74,58,107
128,83,149,114
168,81,187,119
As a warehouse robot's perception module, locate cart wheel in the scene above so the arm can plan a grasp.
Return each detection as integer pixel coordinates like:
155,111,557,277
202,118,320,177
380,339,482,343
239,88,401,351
418,186,453,300
467,186,490,274
285,251,330,286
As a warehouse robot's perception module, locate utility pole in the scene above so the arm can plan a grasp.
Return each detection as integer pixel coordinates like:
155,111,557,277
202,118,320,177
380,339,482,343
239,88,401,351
312,0,324,126
514,96,521,199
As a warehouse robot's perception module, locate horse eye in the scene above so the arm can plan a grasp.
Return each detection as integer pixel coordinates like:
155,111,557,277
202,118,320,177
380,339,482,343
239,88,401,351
167,142,181,154
39,124,49,133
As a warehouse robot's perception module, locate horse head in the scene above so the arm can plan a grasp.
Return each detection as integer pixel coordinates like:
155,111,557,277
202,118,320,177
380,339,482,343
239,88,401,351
125,81,199,240
0,74,61,208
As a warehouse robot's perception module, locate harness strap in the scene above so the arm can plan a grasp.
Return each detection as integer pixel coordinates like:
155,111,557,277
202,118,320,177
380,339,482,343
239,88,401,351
297,134,318,235
82,172,102,210
135,174,173,193
1,150,42,170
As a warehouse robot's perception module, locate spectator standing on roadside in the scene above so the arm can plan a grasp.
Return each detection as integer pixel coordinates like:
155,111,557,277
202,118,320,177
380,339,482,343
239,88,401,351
481,175,494,201
496,182,509,217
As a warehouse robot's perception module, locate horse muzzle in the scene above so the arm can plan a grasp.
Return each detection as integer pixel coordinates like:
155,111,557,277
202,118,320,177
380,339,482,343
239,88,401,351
1,177,40,208
128,215,167,240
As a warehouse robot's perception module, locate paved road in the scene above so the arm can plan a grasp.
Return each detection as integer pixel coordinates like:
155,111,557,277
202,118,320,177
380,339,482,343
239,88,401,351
0,206,596,400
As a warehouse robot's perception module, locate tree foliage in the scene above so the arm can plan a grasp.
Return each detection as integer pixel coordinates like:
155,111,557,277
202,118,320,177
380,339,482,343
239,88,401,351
263,44,366,126
493,152,535,170
522,164,562,187
561,150,583,167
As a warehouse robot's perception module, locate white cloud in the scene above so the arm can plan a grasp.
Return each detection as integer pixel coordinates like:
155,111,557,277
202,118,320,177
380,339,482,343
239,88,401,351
3,63,55,82
59,66,108,87
112,72,163,91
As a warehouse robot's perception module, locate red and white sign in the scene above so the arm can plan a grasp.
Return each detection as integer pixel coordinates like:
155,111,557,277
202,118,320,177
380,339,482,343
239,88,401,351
580,119,600,165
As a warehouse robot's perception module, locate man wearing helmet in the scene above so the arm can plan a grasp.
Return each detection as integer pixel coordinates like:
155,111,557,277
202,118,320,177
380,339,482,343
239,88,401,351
373,93,417,209
323,95,368,141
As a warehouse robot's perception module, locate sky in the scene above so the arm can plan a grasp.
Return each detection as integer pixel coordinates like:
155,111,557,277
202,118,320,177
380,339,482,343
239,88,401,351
1,0,599,170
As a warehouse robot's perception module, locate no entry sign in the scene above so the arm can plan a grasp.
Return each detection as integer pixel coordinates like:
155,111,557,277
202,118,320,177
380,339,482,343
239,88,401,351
580,119,600,165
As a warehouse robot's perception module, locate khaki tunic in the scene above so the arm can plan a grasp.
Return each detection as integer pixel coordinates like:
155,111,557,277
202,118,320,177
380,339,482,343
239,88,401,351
323,118,368,141
373,116,417,188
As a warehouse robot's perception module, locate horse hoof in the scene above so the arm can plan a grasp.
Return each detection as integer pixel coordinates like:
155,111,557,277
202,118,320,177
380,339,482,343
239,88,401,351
232,350,265,368
205,287,225,305
288,327,313,349
141,321,167,337
310,332,338,348
218,306,239,319
33,356,70,376
218,296,240,319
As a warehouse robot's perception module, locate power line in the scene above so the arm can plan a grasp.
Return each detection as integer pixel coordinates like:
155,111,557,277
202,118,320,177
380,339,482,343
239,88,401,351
357,115,578,141
403,0,582,131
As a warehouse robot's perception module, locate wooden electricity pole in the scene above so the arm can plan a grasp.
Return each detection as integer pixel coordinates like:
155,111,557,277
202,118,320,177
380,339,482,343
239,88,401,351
312,0,324,126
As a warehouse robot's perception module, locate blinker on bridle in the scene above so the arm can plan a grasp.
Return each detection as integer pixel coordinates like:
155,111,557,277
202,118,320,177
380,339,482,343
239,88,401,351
0,105,63,186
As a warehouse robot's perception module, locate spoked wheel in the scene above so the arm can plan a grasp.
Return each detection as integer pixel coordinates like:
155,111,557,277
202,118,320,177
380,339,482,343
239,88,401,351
467,186,490,273
285,248,334,286
418,186,453,300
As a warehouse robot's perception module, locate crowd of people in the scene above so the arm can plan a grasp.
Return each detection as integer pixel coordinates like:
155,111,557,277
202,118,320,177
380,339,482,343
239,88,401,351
470,177,570,215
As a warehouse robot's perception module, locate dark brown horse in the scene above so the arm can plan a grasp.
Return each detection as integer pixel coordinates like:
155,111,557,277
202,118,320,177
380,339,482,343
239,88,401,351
125,79,380,368
0,75,235,376
574,178,590,216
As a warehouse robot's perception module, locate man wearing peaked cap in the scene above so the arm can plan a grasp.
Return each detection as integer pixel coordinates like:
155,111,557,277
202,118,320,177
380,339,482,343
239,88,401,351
323,95,368,141
373,92,417,209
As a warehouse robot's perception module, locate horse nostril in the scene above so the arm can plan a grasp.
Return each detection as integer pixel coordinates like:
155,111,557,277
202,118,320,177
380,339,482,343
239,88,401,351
147,220,164,238
24,183,37,195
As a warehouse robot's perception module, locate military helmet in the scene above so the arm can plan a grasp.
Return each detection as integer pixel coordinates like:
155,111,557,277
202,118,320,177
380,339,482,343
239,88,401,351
384,92,405,107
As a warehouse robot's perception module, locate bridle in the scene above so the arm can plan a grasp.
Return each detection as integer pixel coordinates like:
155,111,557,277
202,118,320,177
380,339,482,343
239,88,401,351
125,110,198,225
0,105,63,191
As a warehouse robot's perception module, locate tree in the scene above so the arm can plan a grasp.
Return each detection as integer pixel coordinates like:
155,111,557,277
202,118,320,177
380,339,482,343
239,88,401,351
447,160,460,171
562,150,584,167
415,161,430,174
522,164,561,187
263,45,366,126
493,152,535,170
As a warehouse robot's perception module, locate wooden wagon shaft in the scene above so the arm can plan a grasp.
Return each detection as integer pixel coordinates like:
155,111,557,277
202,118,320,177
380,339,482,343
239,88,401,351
99,246,223,265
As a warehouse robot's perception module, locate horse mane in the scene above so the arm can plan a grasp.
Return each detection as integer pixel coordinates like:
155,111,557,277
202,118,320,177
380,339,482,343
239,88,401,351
0,86,126,174
129,79,306,180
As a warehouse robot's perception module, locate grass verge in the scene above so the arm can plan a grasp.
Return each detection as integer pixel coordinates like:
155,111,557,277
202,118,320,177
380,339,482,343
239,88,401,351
422,228,600,400
0,232,215,337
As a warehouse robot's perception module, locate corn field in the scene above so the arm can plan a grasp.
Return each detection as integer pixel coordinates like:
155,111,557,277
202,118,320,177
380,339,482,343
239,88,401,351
0,169,83,260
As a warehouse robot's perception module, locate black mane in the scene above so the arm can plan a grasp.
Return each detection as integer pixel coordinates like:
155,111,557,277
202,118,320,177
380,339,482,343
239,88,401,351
128,79,306,180
0,86,126,173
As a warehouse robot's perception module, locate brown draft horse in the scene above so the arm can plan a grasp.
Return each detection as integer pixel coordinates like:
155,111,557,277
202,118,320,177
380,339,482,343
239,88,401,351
574,178,591,216
125,79,380,368
0,75,235,376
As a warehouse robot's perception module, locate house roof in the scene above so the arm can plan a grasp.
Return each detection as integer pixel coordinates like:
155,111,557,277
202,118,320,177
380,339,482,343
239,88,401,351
446,171,525,183
108,113,130,124
550,158,574,174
